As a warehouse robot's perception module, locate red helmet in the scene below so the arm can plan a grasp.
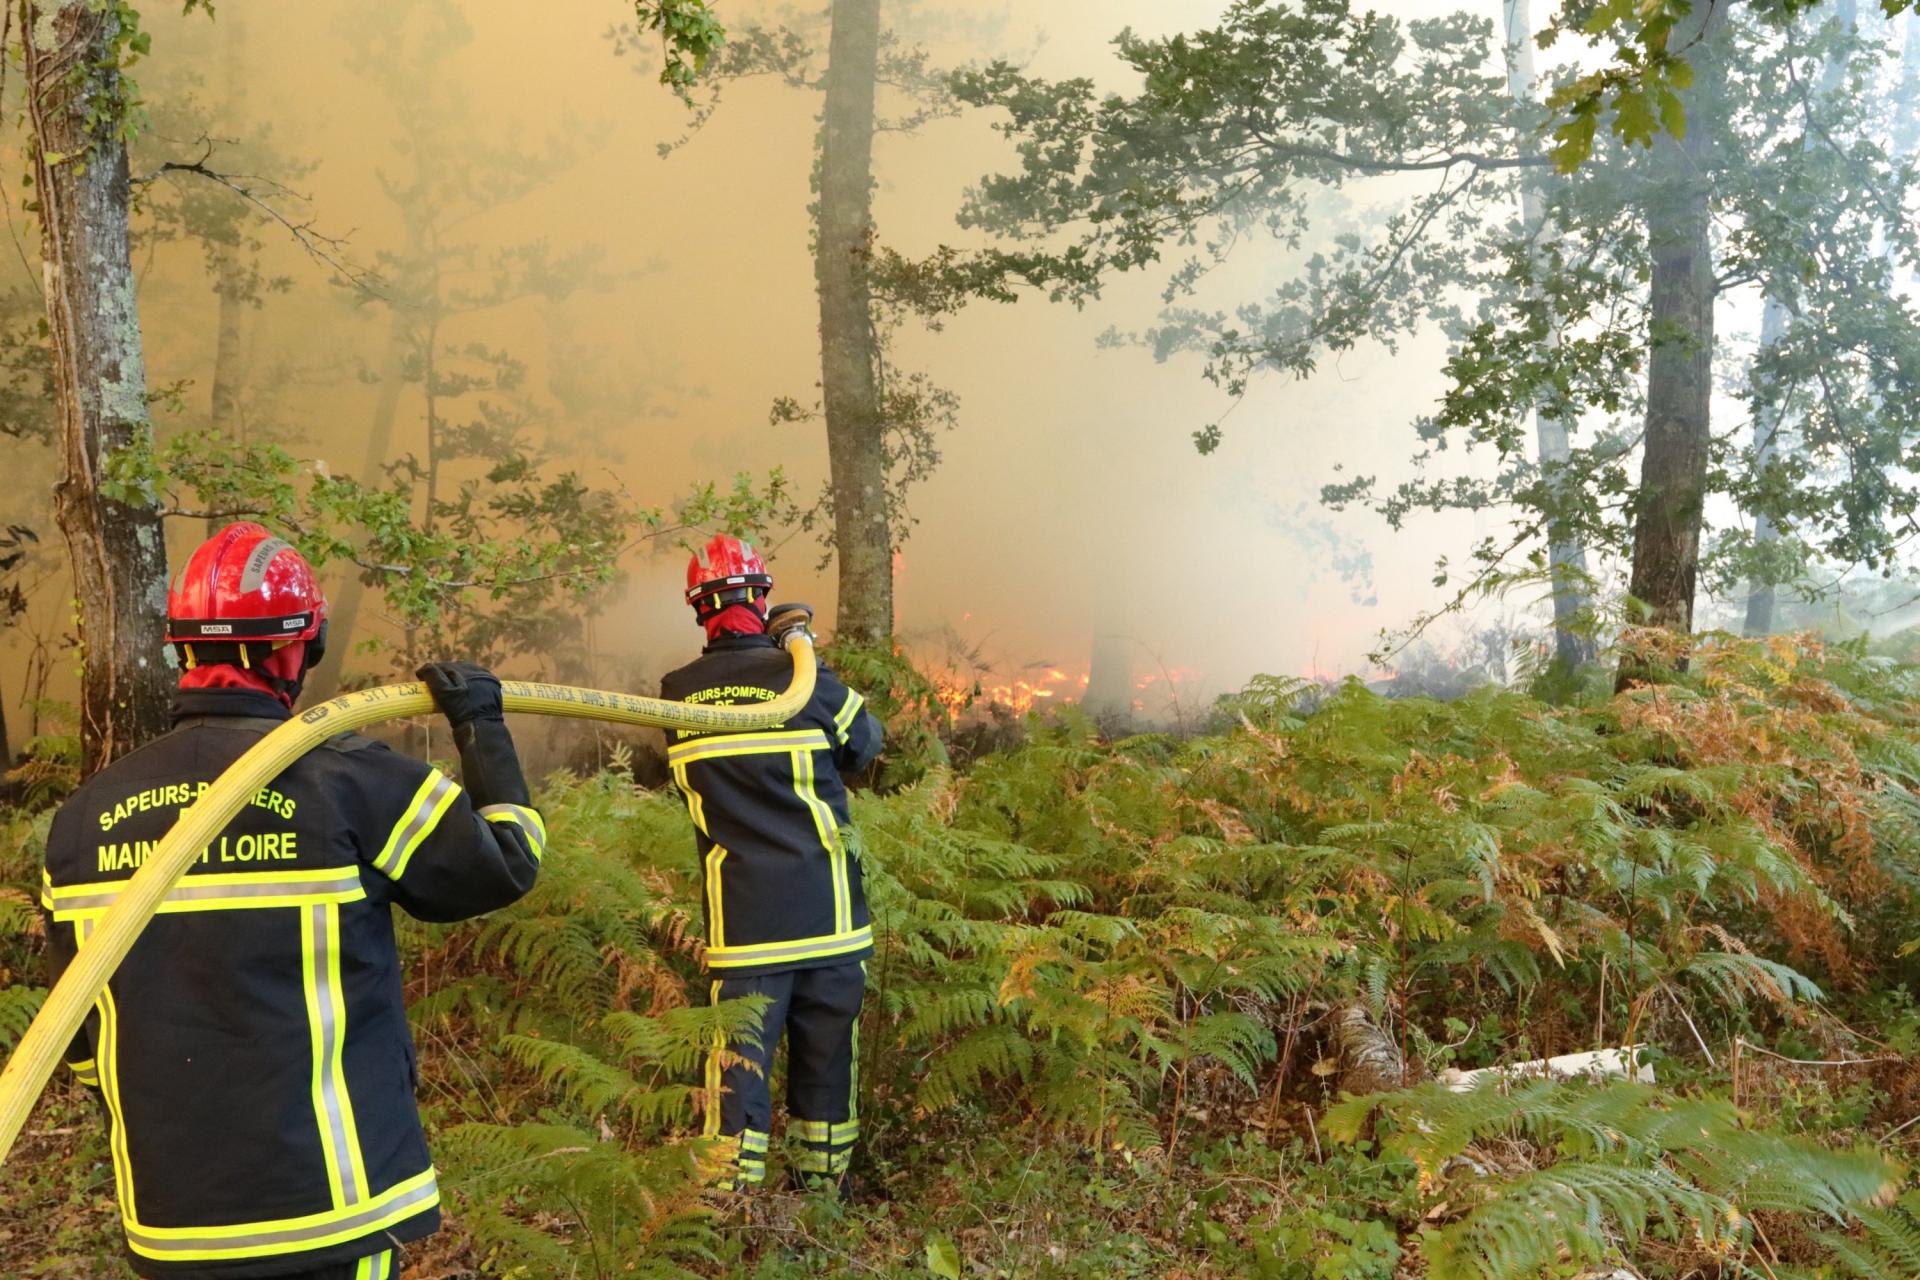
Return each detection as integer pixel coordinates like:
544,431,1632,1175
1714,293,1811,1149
685,534,772,614
168,522,328,649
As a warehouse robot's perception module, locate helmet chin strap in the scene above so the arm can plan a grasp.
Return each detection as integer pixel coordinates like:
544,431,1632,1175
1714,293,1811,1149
176,636,316,708
694,586,771,632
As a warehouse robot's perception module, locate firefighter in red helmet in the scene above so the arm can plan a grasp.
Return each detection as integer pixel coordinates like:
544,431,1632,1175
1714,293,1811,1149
40,523,546,1280
660,534,883,1192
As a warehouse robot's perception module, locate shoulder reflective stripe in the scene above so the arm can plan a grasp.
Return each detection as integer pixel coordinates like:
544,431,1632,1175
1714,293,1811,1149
479,803,547,861
791,750,848,933
123,1169,439,1261
301,905,367,1208
667,729,829,765
40,866,53,909
374,770,460,880
833,690,865,744
703,925,873,968
704,844,728,947
50,868,366,920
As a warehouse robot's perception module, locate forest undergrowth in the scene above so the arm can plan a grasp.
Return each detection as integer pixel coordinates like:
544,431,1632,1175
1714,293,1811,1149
8,632,1920,1277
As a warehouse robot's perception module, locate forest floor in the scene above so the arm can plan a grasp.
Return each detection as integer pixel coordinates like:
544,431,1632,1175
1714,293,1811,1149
8,631,1920,1278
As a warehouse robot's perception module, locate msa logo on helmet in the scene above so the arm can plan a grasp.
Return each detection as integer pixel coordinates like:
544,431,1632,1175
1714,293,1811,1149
199,624,234,636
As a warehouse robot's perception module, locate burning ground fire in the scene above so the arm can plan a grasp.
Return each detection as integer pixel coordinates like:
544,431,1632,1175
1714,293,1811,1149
932,666,1085,719
928,662,1200,722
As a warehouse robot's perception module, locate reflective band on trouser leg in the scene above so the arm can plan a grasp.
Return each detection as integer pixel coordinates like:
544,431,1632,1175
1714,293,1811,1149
478,802,547,861
302,904,368,1208
737,1128,769,1187
123,1168,440,1262
354,1247,398,1280
703,980,723,1140
372,770,459,879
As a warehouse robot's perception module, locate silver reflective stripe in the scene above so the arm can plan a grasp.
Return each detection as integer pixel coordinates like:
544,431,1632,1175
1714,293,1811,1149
238,537,291,592
833,691,864,742
707,926,873,965
123,1174,438,1255
310,904,361,1206
374,772,458,877
52,869,363,914
667,729,829,764
478,803,547,858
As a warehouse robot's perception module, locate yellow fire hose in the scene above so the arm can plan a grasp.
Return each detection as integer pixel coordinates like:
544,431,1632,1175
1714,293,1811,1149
0,634,817,1164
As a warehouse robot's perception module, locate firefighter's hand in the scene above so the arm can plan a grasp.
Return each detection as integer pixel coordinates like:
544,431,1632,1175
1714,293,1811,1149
416,661,506,726
768,603,816,649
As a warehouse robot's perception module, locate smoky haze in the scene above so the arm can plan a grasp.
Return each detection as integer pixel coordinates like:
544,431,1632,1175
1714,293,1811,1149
5,0,1495,736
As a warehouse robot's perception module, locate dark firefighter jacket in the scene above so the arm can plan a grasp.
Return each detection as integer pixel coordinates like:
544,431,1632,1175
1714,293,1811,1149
659,634,883,977
40,687,546,1280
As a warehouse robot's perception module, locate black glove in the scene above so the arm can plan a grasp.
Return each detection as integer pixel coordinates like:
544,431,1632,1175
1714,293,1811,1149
417,661,529,808
768,603,816,650
417,661,505,727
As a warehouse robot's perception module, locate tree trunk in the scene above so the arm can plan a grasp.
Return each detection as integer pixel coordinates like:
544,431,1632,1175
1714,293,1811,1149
816,0,891,645
1502,0,1595,670
1744,0,1855,637
26,0,172,773
207,7,247,461
306,309,409,698
1743,298,1789,636
1623,1,1728,673
1894,11,1920,168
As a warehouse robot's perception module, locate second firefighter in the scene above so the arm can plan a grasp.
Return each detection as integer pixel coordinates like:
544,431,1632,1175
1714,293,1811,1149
660,535,883,1191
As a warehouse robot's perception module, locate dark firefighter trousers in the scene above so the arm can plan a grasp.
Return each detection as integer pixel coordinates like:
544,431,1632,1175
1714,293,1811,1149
707,961,865,1186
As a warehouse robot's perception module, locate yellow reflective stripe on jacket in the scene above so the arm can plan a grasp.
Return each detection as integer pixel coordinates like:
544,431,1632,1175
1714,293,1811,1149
666,728,829,766
672,762,709,835
77,917,138,1221
354,1250,397,1280
704,844,728,948
48,867,366,921
791,750,849,933
301,903,368,1209
68,1057,100,1087
703,924,873,969
832,690,865,744
478,802,547,861
372,769,459,880
122,1168,440,1262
